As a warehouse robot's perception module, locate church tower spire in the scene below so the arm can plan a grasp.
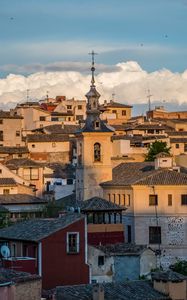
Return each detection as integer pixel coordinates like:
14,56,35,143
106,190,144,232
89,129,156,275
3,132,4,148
85,50,101,116
75,51,113,201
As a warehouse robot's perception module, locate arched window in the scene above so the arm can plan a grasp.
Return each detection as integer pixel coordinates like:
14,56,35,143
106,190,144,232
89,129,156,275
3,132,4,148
94,143,101,162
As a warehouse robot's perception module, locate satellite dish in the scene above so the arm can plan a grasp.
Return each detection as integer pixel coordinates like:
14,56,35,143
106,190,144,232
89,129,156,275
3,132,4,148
1,245,10,258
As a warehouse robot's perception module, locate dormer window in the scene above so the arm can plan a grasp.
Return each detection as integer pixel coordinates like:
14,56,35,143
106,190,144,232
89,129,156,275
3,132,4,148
94,143,101,162
95,121,100,129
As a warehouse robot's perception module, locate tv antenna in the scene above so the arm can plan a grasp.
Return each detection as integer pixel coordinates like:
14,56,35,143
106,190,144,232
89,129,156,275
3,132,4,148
26,89,30,102
147,89,152,112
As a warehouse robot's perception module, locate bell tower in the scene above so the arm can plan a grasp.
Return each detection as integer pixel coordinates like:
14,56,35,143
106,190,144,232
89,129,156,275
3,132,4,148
76,51,114,201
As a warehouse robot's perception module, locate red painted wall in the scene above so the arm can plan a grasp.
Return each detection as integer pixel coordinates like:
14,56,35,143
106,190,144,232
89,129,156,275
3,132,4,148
41,218,89,289
3,258,37,274
88,231,124,246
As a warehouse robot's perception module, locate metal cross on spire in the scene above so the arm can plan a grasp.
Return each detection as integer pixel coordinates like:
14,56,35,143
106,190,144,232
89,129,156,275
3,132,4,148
89,50,98,86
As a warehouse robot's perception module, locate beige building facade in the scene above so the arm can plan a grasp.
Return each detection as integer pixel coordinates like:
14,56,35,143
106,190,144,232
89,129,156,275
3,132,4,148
0,112,24,147
101,157,187,268
100,100,132,125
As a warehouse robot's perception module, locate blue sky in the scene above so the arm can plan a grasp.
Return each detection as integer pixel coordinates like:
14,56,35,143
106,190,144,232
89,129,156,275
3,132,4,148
1,0,187,76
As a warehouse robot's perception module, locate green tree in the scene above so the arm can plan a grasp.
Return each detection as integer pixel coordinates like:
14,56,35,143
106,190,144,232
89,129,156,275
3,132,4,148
170,260,187,275
145,140,171,161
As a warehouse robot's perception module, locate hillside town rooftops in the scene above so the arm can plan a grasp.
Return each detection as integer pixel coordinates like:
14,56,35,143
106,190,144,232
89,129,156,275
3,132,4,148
170,137,187,143
0,111,23,119
134,169,187,185
0,194,47,205
100,162,155,187
152,270,187,283
125,123,173,131
0,213,84,242
101,162,187,186
55,281,169,300
27,133,70,143
0,205,9,213
42,124,80,134
0,146,29,154
5,158,41,169
101,101,132,109
0,178,17,186
167,118,187,123
94,243,148,256
0,268,41,285
80,197,124,211
167,131,187,136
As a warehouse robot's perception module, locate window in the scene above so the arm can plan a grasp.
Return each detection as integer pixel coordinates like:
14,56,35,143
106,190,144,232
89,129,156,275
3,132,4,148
108,194,111,201
67,232,79,253
184,144,187,152
0,119,3,124
23,168,39,180
98,255,105,266
68,117,71,121
11,243,16,257
113,194,116,203
149,195,158,206
122,110,126,116
175,144,179,149
95,121,100,129
30,168,39,180
67,105,72,110
51,117,58,121
16,131,20,137
168,194,172,206
127,225,132,243
3,189,10,195
112,110,117,114
40,116,46,121
181,194,187,205
76,115,83,121
67,178,73,185
147,129,154,134
78,105,82,110
149,226,161,244
32,144,35,148
122,194,125,206
126,194,130,206
0,169,2,174
94,143,101,162
118,194,121,205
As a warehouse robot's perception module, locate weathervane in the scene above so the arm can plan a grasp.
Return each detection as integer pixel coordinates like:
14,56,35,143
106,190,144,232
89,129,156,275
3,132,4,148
89,50,98,86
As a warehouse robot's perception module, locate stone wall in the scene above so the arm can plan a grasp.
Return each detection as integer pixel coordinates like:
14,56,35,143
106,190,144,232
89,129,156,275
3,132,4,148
15,278,41,300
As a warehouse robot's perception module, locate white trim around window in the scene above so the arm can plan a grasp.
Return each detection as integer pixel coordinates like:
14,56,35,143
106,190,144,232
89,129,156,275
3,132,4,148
66,232,80,254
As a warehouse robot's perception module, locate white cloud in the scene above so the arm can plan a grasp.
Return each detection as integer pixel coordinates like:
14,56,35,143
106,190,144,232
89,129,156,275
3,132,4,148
1,60,187,111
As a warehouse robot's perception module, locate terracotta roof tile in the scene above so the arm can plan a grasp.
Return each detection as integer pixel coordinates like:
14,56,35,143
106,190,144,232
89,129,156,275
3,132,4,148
56,281,169,300
0,213,84,242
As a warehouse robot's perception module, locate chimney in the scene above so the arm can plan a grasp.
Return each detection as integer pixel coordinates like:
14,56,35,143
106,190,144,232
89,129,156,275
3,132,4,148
92,284,104,300
154,152,173,170
152,271,187,300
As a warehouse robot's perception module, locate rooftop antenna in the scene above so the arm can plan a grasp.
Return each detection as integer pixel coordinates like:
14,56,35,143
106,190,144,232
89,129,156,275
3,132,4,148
89,50,98,86
26,89,30,103
46,91,49,102
147,88,152,112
